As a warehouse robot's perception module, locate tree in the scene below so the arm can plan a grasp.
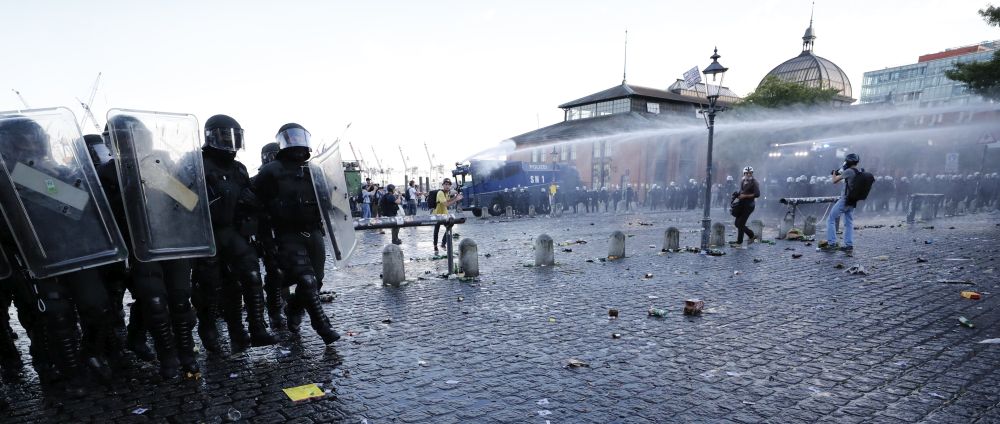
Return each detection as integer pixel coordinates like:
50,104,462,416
738,75,841,108
944,4,1000,100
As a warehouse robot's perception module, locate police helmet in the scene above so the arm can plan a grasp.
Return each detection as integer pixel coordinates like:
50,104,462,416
275,123,311,151
204,114,244,152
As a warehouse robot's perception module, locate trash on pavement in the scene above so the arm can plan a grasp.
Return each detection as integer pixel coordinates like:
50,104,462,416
874,255,889,261
791,253,803,259
845,265,868,275
225,407,242,422
283,383,326,402
958,316,975,328
445,379,459,384
643,273,653,279
538,410,552,417
683,299,704,316
566,359,590,368
937,279,974,285
548,316,556,323
562,248,573,252
612,333,622,339
648,307,668,318
834,263,846,269
961,291,981,300
978,338,1000,344
917,257,928,263
608,309,619,319
753,258,763,263
132,408,149,415
537,399,549,405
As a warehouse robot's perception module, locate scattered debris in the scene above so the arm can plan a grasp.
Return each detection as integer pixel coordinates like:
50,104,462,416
536,399,549,406
753,258,763,263
648,307,668,318
457,296,464,302
978,338,1000,344
705,249,725,256
283,384,326,402
484,253,492,258
612,333,622,339
445,380,459,384
566,359,590,368
684,299,704,316
648,244,656,248
381,318,393,324
585,259,595,263
225,407,242,422
643,273,654,279
733,271,741,276
132,407,149,415
917,257,928,263
834,263,846,269
845,265,868,275
229,372,239,378
319,293,335,303
562,248,573,253
791,253,803,259
923,226,935,230
558,240,588,246
538,410,552,417
874,255,889,261
608,309,619,319
927,392,948,400
418,360,428,367
958,316,975,328
548,316,556,323
961,291,982,300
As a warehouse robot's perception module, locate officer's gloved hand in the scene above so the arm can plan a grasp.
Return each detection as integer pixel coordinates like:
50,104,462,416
238,188,258,206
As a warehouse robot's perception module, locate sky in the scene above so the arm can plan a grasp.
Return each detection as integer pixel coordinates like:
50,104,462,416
1,0,996,178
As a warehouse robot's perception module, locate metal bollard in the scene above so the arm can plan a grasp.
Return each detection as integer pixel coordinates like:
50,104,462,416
458,238,479,278
663,227,680,251
608,231,626,259
534,234,555,266
382,244,405,287
709,222,726,247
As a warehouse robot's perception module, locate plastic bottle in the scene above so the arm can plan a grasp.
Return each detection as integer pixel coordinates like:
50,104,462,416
648,307,668,317
958,316,975,328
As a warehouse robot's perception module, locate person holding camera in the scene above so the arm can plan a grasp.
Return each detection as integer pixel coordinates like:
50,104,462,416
822,153,861,253
730,166,760,248
431,178,463,253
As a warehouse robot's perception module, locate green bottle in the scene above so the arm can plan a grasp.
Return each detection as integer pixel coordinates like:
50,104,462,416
959,316,974,328
648,307,668,317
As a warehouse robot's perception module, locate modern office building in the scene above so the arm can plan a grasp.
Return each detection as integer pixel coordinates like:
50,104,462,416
859,40,999,106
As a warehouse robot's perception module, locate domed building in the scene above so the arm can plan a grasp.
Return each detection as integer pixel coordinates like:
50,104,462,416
760,17,856,105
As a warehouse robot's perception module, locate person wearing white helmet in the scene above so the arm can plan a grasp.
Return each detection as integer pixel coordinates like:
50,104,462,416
730,166,760,248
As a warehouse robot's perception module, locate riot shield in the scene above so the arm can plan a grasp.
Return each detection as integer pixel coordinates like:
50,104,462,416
312,142,357,268
106,109,215,262
0,243,11,280
0,108,128,278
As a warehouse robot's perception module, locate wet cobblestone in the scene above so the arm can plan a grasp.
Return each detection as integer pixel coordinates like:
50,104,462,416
2,208,1000,423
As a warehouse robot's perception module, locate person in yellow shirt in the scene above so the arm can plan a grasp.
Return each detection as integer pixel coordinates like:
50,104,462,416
432,178,463,253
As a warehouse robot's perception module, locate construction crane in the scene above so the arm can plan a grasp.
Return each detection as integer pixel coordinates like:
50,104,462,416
76,72,102,130
317,122,351,157
423,142,435,185
369,145,386,185
398,146,409,185
11,89,30,110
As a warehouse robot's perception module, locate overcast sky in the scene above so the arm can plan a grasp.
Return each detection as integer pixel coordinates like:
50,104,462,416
1,0,996,175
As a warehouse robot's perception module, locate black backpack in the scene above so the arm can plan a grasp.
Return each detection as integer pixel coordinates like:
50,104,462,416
402,186,411,201
847,168,875,205
426,189,440,209
380,194,396,216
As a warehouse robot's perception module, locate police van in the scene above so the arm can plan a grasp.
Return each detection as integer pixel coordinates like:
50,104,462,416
450,160,581,216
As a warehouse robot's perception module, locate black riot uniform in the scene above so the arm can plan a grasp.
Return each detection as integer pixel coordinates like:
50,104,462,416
252,123,340,345
98,115,199,380
191,115,277,354
255,142,287,329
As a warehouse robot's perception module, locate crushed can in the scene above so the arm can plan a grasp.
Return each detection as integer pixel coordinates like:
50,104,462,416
648,307,668,318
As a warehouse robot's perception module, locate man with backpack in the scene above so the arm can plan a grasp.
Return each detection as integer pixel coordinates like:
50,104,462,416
380,184,403,244
821,153,874,253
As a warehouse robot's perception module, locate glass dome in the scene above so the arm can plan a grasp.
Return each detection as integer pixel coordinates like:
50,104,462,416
762,51,853,99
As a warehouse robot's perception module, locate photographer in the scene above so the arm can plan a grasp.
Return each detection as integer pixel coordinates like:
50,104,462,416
730,166,760,248
431,178,463,254
821,153,861,253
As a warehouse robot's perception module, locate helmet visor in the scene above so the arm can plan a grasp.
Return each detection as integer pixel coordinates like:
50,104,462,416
205,128,244,152
90,142,113,165
276,127,311,150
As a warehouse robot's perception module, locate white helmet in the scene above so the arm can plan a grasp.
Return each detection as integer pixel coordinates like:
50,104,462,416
726,175,733,181
786,177,794,183
743,166,754,173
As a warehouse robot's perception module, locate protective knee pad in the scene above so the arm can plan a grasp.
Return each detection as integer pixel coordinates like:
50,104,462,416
145,296,171,324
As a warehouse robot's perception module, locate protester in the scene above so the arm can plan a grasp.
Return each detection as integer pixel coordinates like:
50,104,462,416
821,153,862,253
381,184,403,244
361,185,374,219
431,178,463,254
731,166,760,248
406,180,420,216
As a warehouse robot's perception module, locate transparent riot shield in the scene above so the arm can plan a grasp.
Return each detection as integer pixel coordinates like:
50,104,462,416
0,243,11,280
0,108,128,278
106,109,215,262
312,142,357,268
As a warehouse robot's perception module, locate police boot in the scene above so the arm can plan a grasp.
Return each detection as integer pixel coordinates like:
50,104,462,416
126,301,155,362
299,276,340,345
264,275,286,330
47,317,86,397
222,283,251,353
0,321,22,379
79,309,114,384
171,303,200,380
284,290,304,334
243,272,277,347
145,297,180,380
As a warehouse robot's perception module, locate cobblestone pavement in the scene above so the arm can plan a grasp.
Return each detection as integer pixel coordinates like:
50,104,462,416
3,207,1000,423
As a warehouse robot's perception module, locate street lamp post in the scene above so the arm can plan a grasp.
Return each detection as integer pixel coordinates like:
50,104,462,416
700,47,729,249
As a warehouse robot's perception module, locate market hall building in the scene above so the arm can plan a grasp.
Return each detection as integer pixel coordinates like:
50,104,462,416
506,80,740,191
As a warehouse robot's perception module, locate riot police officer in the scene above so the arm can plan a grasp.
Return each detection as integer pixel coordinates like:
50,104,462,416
256,142,287,328
252,123,340,345
192,115,277,353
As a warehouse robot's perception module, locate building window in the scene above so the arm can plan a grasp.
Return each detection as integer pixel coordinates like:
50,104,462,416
570,144,577,160
646,102,660,114
565,98,631,121
560,146,569,161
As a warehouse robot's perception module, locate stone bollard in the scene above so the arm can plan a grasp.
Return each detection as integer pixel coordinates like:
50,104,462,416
480,207,489,219
382,244,405,287
749,220,764,241
608,231,626,259
552,203,562,217
803,216,817,236
534,234,555,266
505,206,514,218
921,203,934,221
663,227,680,251
777,214,793,240
709,222,726,247
458,238,479,278
528,205,536,217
